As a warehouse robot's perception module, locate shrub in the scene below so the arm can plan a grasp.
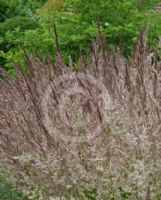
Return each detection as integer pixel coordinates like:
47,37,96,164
0,16,39,36
0,16,39,68
0,0,10,23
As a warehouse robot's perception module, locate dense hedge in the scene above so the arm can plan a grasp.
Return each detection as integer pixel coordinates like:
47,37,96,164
0,0,161,69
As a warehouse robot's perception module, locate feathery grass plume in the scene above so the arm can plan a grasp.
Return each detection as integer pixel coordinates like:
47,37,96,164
0,33,161,199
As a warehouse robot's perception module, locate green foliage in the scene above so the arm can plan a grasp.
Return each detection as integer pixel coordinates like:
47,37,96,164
0,169,28,200
0,183,28,200
0,0,48,69
55,11,92,61
0,16,39,36
0,16,55,71
147,12,161,48
83,188,97,200
1,0,161,69
118,187,132,200
40,0,65,12
35,0,161,61
64,0,160,56
0,16,39,68
0,0,10,23
0,0,46,18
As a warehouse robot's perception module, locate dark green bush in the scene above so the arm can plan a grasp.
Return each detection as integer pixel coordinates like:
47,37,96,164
0,16,39,36
0,0,10,23
0,16,39,67
0,0,47,19
1,0,161,69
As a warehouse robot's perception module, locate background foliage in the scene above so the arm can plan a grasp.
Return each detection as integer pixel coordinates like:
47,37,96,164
0,0,161,71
